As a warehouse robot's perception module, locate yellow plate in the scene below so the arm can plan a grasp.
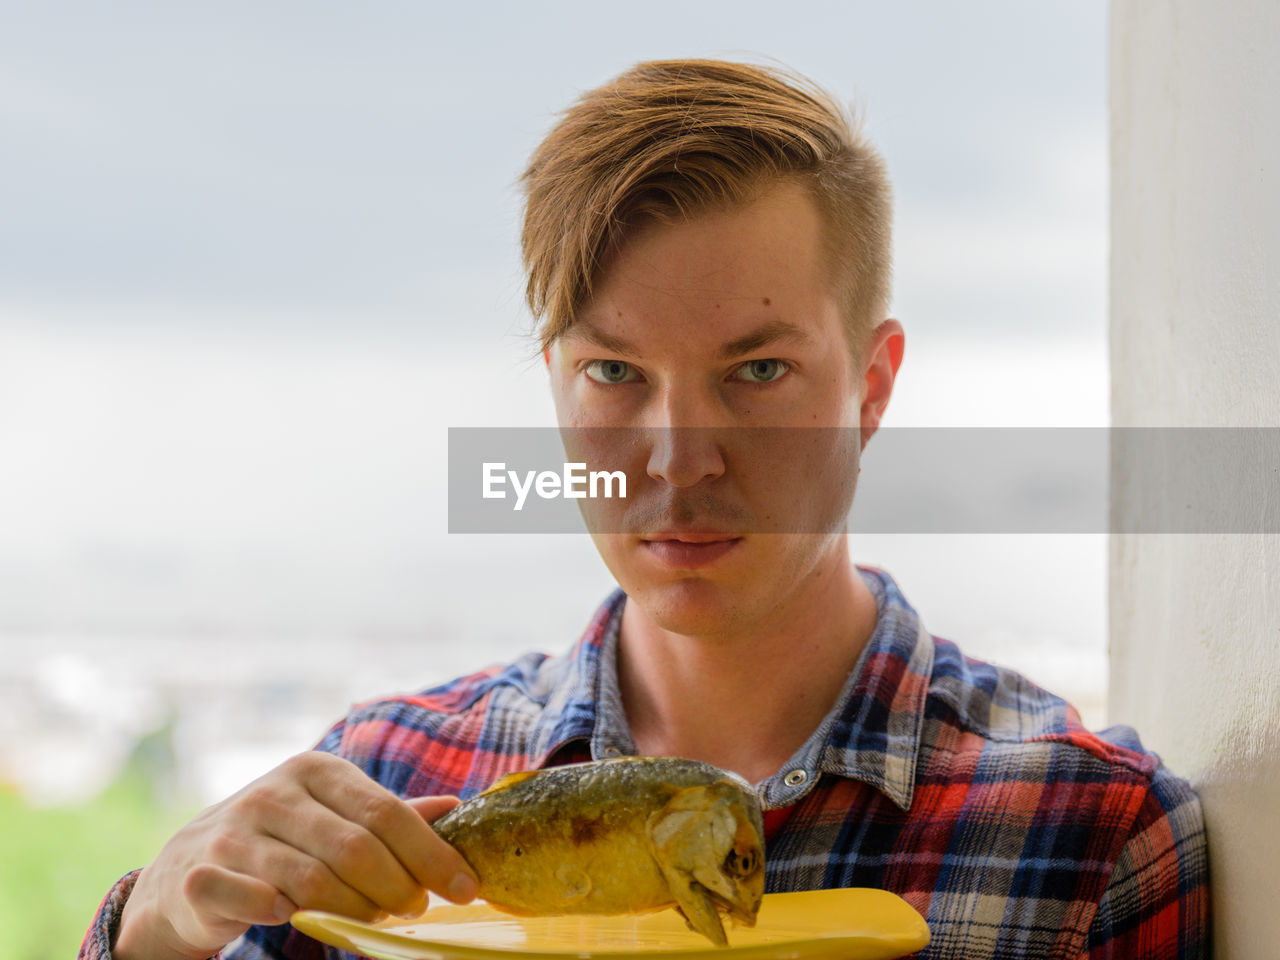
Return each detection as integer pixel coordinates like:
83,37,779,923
291,889,930,960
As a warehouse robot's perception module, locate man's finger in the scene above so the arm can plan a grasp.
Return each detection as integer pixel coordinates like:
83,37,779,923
239,834,386,921
262,795,430,917
406,795,462,822
179,862,297,929
406,795,478,903
297,755,480,903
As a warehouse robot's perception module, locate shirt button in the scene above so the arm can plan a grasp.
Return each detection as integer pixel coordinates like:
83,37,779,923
783,769,808,787
603,746,622,758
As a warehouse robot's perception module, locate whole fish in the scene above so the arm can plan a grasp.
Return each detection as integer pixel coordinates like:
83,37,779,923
432,756,766,946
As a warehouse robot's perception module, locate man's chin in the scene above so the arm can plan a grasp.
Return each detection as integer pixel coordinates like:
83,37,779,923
619,577,751,638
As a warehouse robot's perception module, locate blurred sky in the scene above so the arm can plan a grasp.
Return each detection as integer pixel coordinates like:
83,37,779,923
0,1,1105,339
0,2,1109,727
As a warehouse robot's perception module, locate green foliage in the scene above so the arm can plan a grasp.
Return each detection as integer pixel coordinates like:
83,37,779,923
0,759,197,960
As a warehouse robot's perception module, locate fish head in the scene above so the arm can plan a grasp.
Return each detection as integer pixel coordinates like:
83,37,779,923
648,778,766,942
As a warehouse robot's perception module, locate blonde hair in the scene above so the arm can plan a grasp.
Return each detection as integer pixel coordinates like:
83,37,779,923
521,58,893,354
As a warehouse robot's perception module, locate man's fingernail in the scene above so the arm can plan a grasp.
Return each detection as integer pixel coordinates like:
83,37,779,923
448,872,478,903
274,894,296,923
397,894,427,919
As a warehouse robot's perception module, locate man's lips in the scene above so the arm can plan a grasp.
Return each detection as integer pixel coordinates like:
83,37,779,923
640,533,742,568
643,531,739,543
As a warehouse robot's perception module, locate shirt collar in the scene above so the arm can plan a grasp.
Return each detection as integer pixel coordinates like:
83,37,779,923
527,589,627,765
530,566,934,812
801,566,933,812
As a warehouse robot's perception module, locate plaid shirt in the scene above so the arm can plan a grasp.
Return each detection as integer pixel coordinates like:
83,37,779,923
82,566,1208,960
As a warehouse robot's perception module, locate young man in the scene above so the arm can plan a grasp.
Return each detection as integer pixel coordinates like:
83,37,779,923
82,59,1208,960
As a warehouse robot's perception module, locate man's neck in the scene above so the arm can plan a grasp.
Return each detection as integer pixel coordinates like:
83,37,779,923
615,552,879,786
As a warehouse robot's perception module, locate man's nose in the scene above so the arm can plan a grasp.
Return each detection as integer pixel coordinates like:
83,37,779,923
643,388,727,487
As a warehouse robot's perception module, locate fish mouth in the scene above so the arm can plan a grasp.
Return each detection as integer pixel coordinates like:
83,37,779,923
695,882,760,928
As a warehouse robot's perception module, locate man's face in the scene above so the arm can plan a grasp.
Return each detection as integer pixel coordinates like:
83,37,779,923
547,180,881,636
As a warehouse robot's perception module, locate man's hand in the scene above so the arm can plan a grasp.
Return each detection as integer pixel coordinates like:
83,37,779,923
113,751,480,960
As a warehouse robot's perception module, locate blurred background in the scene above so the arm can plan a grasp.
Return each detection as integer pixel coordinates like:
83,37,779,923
0,1,1106,954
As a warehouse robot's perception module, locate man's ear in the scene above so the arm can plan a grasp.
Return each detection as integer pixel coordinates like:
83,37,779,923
859,319,905,450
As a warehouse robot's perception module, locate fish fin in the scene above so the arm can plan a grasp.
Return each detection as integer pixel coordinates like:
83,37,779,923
478,770,539,795
669,880,727,947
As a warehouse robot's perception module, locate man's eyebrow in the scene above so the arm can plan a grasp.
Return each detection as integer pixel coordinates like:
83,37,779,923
564,318,813,357
718,320,814,358
563,322,637,355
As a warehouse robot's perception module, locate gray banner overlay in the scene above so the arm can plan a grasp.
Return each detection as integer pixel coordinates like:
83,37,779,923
448,428,1280,533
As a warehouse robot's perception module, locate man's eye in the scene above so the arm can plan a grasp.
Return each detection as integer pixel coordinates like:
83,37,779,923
735,359,789,383
585,360,639,384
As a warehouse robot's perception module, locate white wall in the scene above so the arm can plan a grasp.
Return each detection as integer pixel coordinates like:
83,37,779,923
1110,2,1280,956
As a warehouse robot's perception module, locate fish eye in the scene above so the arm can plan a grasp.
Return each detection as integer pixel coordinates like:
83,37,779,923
724,848,760,877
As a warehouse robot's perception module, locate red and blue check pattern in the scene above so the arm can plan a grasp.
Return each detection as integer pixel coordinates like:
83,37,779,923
81,567,1208,959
